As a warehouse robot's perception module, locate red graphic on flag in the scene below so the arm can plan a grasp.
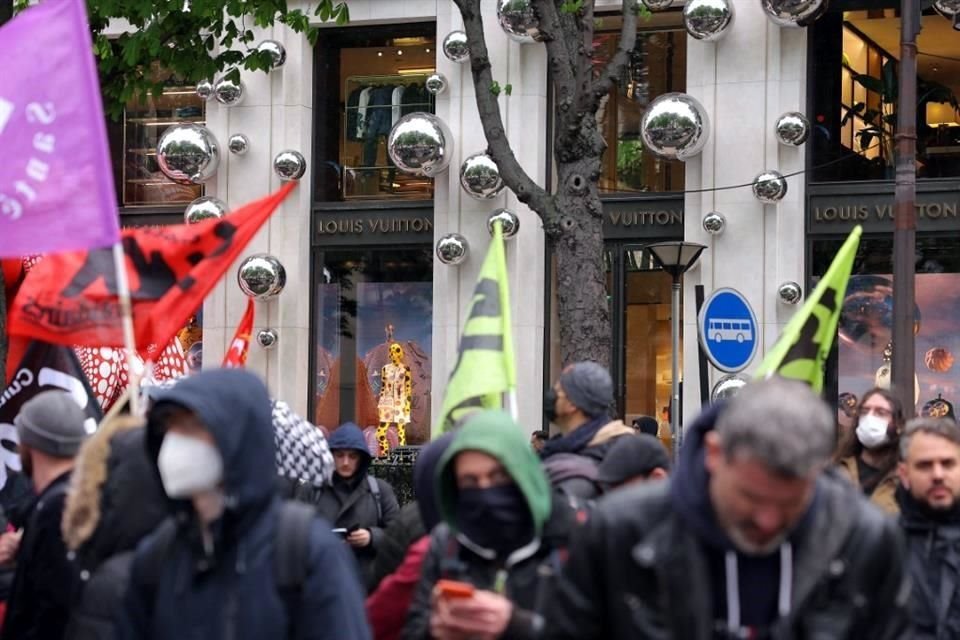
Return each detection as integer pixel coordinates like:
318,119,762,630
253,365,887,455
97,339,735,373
223,299,255,368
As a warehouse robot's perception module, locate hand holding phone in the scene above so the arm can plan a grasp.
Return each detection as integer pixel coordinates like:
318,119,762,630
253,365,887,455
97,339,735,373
435,579,475,600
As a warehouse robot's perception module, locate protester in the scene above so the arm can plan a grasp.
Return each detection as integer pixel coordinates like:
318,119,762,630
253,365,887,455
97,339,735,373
2,390,89,640
630,416,659,437
61,414,168,640
402,410,574,640
529,431,548,453
546,377,909,639
834,387,904,514
897,417,960,638
272,399,335,498
116,369,370,640
540,362,634,505
594,434,669,492
295,422,399,591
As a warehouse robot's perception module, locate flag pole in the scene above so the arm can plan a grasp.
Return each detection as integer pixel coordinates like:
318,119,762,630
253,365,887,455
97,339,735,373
112,242,140,415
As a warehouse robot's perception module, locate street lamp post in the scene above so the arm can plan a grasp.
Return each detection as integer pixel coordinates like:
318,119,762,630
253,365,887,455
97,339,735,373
646,241,707,453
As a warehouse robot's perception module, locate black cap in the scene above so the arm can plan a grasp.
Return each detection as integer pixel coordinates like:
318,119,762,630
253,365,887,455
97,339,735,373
595,434,670,486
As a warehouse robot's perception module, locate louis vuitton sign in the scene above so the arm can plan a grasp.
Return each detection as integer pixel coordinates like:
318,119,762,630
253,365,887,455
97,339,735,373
808,184,960,235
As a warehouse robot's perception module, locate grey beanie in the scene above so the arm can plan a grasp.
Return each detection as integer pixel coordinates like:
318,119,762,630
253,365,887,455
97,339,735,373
559,361,613,418
15,390,90,458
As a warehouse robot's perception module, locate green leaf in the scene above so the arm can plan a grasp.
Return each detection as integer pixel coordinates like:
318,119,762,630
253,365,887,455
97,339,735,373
853,73,884,95
560,0,583,14
490,81,502,97
859,130,875,151
882,58,897,103
504,83,513,96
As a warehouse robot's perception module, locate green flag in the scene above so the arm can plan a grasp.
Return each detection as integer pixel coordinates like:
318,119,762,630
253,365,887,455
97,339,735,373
755,225,862,392
435,221,516,434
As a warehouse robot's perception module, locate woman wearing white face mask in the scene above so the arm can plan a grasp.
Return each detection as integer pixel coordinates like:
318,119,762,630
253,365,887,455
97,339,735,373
833,388,905,514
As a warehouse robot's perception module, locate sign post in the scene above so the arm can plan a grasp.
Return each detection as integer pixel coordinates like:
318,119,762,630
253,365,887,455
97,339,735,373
698,288,759,374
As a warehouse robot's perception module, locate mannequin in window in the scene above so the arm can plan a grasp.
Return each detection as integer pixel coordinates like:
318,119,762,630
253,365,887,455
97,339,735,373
377,343,412,456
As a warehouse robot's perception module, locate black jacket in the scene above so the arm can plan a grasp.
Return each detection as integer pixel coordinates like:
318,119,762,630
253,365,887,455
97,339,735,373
116,369,371,640
541,419,635,505
2,470,78,640
370,501,425,589
545,406,910,640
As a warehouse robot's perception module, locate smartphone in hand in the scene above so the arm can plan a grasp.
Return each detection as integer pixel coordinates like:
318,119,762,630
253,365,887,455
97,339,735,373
436,579,475,600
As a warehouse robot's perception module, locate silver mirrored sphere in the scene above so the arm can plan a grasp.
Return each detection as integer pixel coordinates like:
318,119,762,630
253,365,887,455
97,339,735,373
711,374,749,402
184,196,228,224
641,92,710,161
436,233,469,266
497,0,543,43
683,0,735,42
257,328,279,349
388,113,454,177
273,150,307,181
642,0,675,10
238,254,286,300
778,281,803,305
214,77,244,106
934,0,960,16
442,31,470,64
487,208,520,239
196,80,214,101
156,123,221,185
256,39,286,69
228,134,249,155
760,0,829,27
702,211,726,235
752,170,788,204
460,153,505,200
774,111,810,146
425,73,448,96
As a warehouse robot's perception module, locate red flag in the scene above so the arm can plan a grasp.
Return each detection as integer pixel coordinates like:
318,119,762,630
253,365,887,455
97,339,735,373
8,182,295,354
223,299,255,368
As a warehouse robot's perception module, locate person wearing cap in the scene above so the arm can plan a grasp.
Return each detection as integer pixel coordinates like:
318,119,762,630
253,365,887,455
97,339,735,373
2,390,90,640
541,362,634,505
595,434,670,493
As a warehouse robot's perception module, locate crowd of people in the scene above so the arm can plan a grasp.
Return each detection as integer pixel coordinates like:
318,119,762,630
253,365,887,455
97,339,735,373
0,362,958,638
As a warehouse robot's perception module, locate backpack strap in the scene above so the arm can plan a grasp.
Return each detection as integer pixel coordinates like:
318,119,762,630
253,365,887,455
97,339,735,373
366,476,383,525
274,501,316,640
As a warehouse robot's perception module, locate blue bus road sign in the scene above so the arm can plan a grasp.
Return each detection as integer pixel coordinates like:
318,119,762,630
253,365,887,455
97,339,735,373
698,288,759,373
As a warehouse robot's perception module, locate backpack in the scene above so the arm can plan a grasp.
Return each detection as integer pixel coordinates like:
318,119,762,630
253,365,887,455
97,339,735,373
137,501,315,638
367,475,383,525
541,453,602,509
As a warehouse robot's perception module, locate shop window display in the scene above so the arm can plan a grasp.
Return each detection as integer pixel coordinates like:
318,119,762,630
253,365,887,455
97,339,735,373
312,248,432,452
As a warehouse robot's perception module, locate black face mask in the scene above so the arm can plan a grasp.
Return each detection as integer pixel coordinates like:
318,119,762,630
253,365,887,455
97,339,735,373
455,485,535,557
543,388,558,423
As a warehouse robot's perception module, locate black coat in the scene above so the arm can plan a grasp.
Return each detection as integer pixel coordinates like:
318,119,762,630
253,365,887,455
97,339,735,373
2,471,79,640
370,501,425,589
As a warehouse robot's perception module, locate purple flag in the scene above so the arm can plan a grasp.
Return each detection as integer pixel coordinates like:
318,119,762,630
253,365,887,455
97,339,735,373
0,0,120,258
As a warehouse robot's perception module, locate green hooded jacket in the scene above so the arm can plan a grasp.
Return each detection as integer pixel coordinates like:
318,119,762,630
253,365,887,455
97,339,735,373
435,410,552,538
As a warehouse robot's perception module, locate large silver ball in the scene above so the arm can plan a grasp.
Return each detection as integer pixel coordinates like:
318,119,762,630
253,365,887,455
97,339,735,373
460,153,505,200
752,170,788,204
760,0,829,27
257,328,279,349
774,111,810,146
778,281,803,305
256,39,286,69
228,134,249,155
436,233,469,266
388,113,454,177
238,254,287,300
425,73,448,96
642,0,675,10
497,0,543,43
487,208,520,239
273,150,307,181
711,374,748,402
156,123,221,185
934,0,960,17
702,211,726,235
196,80,214,101
214,77,244,106
683,0,735,42
184,196,228,224
442,31,470,64
640,92,710,161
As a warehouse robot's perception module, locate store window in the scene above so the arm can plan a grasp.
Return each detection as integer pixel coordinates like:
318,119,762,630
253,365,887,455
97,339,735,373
314,25,436,202
593,11,686,194
809,5,960,182
312,247,433,447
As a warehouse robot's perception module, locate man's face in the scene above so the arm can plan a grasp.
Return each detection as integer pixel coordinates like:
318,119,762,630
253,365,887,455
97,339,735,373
165,410,216,445
334,450,361,478
551,382,579,431
899,432,960,511
454,450,512,490
705,432,817,555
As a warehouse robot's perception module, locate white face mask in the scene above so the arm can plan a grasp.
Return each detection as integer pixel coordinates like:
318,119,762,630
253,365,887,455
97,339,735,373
856,414,891,449
157,431,224,499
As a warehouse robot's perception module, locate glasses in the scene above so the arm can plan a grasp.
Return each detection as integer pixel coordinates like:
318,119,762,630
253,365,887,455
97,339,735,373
858,406,893,419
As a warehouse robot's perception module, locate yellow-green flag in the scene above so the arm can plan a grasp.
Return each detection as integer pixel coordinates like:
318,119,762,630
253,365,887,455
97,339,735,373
435,221,516,434
755,225,862,392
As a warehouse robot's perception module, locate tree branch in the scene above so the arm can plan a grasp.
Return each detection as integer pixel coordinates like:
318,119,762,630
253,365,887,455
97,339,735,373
584,0,638,113
530,0,575,100
453,0,553,217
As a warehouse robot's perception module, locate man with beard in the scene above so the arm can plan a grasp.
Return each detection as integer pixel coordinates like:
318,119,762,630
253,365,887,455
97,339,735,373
2,391,88,640
545,377,909,639
897,417,960,638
